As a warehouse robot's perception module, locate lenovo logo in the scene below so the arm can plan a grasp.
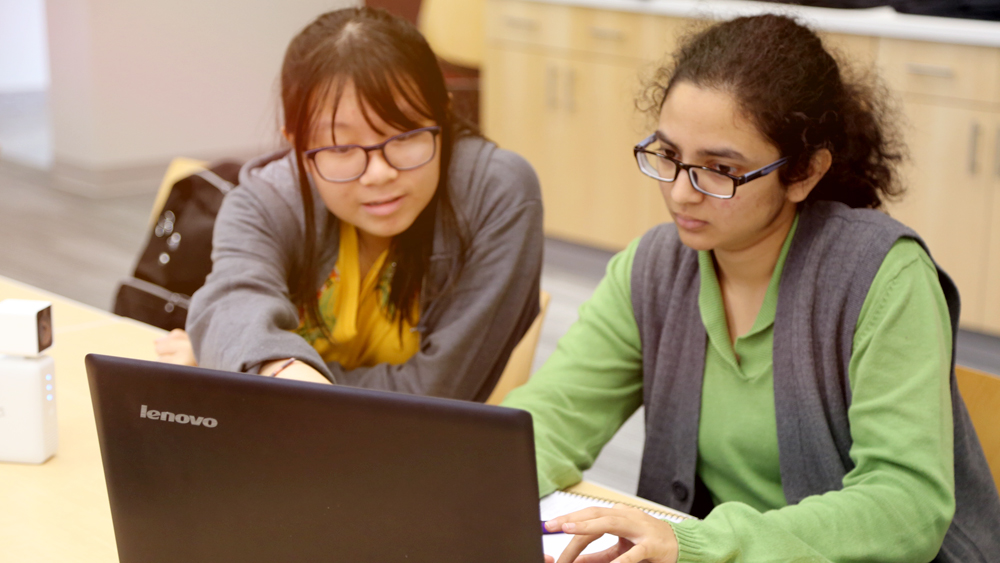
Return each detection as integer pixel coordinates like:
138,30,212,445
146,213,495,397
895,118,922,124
140,404,218,428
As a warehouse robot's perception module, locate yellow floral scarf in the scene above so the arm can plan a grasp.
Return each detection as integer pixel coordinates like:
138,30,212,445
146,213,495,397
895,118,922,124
296,222,419,369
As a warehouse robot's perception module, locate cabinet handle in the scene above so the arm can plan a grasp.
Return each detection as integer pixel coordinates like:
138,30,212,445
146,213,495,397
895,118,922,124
906,63,954,79
969,121,980,175
546,65,558,110
505,16,538,31
995,127,1000,178
565,67,576,112
589,26,625,41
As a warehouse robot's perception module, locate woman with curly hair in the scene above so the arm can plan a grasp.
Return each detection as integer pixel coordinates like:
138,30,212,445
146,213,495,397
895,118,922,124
504,14,999,563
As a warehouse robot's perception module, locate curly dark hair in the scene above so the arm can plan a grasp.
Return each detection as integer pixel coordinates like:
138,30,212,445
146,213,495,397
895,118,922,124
641,14,905,209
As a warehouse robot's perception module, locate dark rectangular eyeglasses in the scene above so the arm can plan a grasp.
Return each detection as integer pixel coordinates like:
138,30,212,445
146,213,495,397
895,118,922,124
305,125,441,183
633,134,788,199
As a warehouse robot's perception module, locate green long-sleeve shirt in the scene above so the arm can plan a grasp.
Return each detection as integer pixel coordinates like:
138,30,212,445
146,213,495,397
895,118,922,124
503,219,955,563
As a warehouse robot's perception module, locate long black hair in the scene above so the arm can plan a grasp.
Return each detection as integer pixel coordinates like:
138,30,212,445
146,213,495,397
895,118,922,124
642,14,904,209
281,7,473,335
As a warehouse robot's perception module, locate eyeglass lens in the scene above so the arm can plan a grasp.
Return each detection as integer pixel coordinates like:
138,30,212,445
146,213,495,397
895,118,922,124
313,129,437,181
637,152,733,197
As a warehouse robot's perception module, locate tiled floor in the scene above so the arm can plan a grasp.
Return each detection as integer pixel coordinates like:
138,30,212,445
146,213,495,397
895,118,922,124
2,90,998,495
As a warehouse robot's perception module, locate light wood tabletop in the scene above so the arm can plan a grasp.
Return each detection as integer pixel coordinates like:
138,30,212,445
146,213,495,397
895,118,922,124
0,276,164,562
0,275,682,561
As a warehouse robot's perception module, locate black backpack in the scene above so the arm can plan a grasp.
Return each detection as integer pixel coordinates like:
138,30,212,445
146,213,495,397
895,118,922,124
113,161,242,330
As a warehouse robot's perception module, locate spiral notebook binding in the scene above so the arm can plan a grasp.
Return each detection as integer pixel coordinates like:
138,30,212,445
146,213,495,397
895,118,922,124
556,490,695,522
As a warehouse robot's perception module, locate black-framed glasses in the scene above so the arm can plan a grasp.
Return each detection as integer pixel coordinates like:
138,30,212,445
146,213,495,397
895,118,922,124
633,134,788,199
305,125,441,183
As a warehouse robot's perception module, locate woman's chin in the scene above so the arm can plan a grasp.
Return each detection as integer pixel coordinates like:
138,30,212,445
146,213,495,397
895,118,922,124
675,228,715,252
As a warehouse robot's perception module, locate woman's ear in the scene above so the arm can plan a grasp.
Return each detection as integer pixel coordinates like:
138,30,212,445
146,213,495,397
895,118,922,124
281,126,293,145
786,148,832,204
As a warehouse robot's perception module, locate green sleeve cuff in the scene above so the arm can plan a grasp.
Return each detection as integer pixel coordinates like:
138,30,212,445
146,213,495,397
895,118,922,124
670,520,712,563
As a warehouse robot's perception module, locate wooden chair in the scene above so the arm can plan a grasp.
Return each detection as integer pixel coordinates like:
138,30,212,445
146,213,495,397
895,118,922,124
956,365,1000,494
486,290,551,405
147,157,207,229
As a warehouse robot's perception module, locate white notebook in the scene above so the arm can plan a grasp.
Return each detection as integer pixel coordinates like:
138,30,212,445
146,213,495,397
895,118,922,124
539,490,692,558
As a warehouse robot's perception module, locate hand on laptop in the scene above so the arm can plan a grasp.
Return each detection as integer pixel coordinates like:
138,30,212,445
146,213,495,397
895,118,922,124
152,334,329,385
154,329,198,366
261,358,331,385
542,504,679,563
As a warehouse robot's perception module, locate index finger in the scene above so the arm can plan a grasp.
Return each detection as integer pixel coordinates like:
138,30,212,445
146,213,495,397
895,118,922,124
545,506,624,531
556,531,604,563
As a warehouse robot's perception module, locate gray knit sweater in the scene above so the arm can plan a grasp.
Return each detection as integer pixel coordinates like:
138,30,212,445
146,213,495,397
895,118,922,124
187,136,543,401
632,201,999,562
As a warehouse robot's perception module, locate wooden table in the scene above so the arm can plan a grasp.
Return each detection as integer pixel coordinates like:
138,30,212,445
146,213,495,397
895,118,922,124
0,276,164,562
0,275,685,561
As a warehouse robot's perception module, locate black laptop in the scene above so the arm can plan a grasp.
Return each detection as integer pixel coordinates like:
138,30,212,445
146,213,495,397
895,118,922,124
85,354,543,563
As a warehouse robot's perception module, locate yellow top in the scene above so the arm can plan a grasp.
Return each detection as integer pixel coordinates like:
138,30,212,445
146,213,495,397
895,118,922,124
296,222,420,370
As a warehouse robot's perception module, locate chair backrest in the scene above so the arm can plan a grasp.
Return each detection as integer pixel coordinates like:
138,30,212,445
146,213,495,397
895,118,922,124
955,365,1000,493
148,157,207,229
486,290,551,405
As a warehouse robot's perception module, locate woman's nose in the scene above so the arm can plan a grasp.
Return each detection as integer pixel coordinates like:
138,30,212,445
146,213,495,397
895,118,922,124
359,150,399,186
665,170,703,206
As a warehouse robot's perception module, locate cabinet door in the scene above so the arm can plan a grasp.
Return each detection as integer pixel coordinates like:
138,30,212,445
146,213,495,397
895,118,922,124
819,32,878,70
482,44,585,240
482,44,547,173
983,121,1000,336
571,57,670,249
878,38,1000,105
484,0,573,52
888,99,994,329
536,57,590,244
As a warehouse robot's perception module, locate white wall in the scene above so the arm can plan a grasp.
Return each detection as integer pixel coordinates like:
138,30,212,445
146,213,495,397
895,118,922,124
0,0,50,92
46,0,358,189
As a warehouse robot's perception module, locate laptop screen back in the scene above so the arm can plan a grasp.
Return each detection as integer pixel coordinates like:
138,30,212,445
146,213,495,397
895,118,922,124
85,354,543,563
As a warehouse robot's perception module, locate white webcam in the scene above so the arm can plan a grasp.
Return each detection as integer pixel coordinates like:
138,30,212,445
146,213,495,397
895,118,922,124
0,299,58,464
0,299,53,356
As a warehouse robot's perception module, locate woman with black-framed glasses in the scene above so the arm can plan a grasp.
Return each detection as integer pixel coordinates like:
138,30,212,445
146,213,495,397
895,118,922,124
633,133,789,199
304,125,443,183
156,7,544,402
503,13,999,563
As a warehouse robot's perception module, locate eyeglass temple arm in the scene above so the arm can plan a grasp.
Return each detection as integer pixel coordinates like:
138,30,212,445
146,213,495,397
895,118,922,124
635,134,657,150
736,157,789,186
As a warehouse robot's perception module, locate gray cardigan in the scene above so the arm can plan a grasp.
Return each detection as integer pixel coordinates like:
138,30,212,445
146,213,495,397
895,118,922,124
187,136,543,401
631,201,999,562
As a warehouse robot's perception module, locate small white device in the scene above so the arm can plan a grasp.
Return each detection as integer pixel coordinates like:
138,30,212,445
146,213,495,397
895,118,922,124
0,299,58,464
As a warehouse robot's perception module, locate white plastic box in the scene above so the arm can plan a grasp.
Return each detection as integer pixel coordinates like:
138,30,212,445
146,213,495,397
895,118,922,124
0,299,57,464
0,354,57,463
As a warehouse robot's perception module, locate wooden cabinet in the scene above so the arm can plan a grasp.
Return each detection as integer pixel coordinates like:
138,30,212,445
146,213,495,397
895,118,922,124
576,59,667,248
878,38,1000,104
876,38,1000,334
483,0,676,249
483,0,1000,334
987,172,1000,333
888,101,997,330
820,31,880,69
483,0,885,251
